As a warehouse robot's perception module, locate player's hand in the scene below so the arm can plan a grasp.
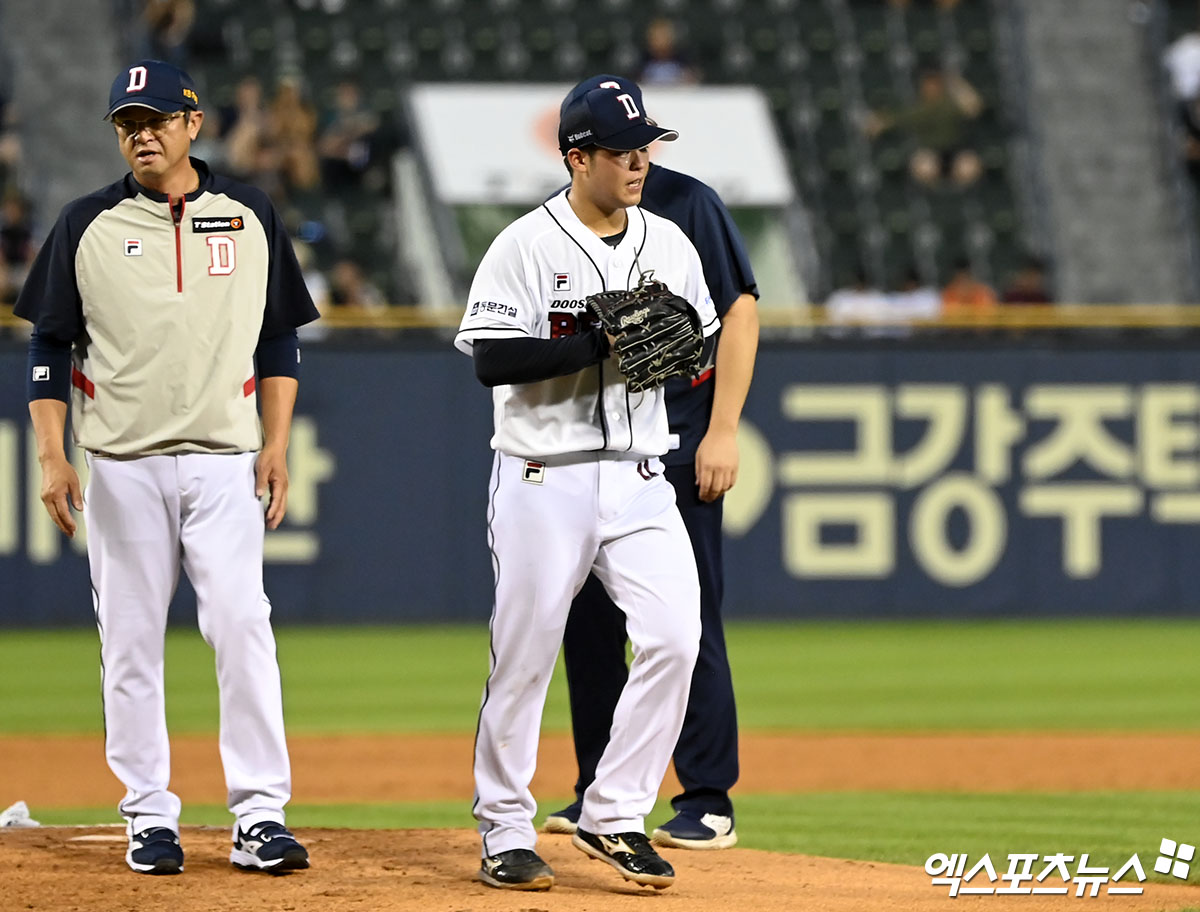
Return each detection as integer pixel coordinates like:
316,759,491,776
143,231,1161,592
255,444,290,530
695,426,739,503
39,454,83,538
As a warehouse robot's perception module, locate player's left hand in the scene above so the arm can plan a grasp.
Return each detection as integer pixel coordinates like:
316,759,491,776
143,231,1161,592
255,445,290,529
695,426,738,502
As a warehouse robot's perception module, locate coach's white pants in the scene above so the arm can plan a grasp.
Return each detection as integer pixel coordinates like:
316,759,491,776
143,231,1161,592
85,452,291,833
473,452,701,856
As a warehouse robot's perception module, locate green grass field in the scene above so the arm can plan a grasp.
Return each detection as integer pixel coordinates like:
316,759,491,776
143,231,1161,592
3,619,1199,878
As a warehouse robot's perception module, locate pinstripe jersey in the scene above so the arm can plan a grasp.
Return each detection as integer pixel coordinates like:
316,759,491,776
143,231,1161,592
455,188,719,459
15,158,317,456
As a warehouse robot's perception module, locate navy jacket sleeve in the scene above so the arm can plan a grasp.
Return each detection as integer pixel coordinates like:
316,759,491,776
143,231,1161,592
639,167,759,319
679,183,759,319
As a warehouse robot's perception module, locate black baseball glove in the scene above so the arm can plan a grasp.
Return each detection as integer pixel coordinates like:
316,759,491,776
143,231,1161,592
585,273,703,393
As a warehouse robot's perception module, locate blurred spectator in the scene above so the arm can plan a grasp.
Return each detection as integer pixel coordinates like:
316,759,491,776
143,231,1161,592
867,68,984,189
267,79,320,193
941,257,998,314
220,75,270,182
1000,255,1053,305
887,0,961,7
329,259,387,312
889,266,941,320
294,240,332,341
638,18,697,86
316,80,381,191
1177,99,1200,183
0,90,19,196
136,0,195,68
825,267,894,332
1164,14,1200,183
1165,20,1200,104
0,193,34,303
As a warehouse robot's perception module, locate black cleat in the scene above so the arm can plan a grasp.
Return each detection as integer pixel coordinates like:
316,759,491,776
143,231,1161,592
126,827,183,874
230,821,309,873
572,828,675,889
478,848,555,890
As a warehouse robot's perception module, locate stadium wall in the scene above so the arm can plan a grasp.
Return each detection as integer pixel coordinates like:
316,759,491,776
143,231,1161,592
3,337,1200,625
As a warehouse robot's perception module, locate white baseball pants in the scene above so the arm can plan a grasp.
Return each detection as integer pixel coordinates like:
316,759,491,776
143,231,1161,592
473,452,701,856
84,451,291,833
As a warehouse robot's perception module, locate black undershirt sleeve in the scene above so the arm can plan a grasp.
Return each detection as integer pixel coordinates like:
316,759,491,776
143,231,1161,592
473,331,611,387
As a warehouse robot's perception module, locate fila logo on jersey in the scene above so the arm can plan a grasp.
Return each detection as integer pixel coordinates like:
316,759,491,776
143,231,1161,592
124,239,142,256
192,216,244,232
32,365,50,382
522,460,546,484
554,273,570,291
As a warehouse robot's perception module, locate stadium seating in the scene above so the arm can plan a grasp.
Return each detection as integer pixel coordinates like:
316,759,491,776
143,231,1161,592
187,0,1024,302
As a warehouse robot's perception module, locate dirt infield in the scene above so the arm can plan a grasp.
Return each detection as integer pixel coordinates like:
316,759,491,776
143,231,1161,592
3,732,1200,911
5,732,1200,807
3,826,1199,912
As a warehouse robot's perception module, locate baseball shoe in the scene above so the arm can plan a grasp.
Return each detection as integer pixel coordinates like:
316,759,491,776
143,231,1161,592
543,800,581,834
126,826,183,875
572,828,674,889
477,848,555,891
230,821,309,873
652,811,738,850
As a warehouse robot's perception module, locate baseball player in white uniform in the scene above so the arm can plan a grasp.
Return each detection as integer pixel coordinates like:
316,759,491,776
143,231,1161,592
16,61,315,875
456,77,719,892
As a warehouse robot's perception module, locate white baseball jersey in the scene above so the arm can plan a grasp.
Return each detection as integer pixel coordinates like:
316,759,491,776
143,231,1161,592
455,189,719,458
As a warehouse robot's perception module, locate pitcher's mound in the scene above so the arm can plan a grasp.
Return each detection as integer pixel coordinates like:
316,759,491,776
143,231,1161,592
1,826,1197,911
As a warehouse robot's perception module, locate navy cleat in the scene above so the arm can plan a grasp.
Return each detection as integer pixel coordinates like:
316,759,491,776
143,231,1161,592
478,848,555,890
572,828,674,889
652,811,738,849
542,799,582,834
126,826,183,874
230,821,309,873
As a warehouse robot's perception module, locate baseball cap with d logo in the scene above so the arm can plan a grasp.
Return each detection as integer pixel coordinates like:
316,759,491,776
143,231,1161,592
557,74,678,155
106,59,201,119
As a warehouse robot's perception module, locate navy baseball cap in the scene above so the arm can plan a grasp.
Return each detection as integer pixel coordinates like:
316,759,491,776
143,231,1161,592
557,74,677,154
105,60,200,119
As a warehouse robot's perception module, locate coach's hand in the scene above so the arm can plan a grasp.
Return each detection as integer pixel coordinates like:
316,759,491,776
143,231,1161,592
39,454,83,537
256,444,290,529
695,426,738,503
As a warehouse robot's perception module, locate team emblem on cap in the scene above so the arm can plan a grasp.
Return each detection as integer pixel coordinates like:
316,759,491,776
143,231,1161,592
126,66,148,93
